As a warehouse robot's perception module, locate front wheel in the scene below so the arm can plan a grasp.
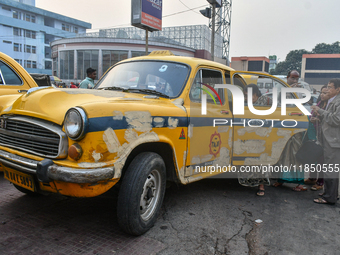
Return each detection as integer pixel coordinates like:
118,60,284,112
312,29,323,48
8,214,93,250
117,152,166,236
13,184,40,196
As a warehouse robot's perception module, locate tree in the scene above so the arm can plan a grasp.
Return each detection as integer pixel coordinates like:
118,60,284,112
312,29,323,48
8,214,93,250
312,41,340,54
271,49,310,75
270,41,340,75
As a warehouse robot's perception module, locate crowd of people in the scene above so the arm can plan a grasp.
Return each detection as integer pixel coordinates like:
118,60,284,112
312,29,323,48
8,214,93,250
241,70,340,205
56,67,340,205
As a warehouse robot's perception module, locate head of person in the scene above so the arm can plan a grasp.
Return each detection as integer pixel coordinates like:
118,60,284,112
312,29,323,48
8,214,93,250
286,70,300,86
155,82,165,92
86,68,97,80
327,78,340,98
244,84,262,104
319,85,331,102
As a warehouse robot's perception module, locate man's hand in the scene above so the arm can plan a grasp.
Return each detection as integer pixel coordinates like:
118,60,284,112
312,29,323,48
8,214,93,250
310,117,319,123
290,82,302,88
311,105,320,115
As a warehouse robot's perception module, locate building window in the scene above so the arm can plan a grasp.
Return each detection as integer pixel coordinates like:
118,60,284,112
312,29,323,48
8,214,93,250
32,46,36,54
31,15,36,23
102,50,128,73
23,30,36,39
14,43,21,52
62,24,70,31
14,59,22,65
77,50,98,80
131,51,145,58
53,57,58,77
2,6,11,11
25,14,30,22
74,27,78,33
45,61,52,70
25,60,32,68
60,51,74,79
248,61,263,71
25,45,31,53
25,30,31,38
3,40,12,44
32,61,37,69
13,27,21,36
13,10,21,19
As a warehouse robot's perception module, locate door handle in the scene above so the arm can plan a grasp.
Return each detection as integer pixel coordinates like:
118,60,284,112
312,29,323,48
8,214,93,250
220,110,229,114
289,112,304,116
18,90,28,93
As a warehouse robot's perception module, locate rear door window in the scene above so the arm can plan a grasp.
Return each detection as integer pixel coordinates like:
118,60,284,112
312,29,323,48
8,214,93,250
0,61,23,85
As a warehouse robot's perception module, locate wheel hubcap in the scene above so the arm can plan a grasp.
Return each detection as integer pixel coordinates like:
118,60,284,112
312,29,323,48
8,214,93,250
140,169,161,221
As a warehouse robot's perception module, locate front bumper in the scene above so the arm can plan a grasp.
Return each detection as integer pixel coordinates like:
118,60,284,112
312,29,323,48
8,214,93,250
0,149,115,184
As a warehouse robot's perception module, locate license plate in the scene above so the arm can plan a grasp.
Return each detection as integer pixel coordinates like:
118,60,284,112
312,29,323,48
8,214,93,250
3,168,35,192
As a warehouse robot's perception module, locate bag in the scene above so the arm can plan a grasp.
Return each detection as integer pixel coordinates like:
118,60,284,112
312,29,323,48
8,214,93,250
295,140,323,164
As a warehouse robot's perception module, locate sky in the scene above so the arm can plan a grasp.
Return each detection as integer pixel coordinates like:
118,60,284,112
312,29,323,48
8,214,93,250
36,0,340,62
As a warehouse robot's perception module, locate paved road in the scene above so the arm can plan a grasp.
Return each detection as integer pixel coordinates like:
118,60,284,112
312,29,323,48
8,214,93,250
1,172,339,254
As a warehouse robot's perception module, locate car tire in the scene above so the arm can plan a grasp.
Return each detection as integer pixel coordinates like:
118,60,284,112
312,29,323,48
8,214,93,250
13,184,40,196
117,152,166,236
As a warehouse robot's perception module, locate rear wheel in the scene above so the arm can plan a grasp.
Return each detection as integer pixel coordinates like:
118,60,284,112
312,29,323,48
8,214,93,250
117,152,166,236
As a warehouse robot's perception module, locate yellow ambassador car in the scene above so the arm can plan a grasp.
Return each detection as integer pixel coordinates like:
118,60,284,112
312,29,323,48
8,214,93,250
0,51,308,235
0,52,38,172
0,52,38,94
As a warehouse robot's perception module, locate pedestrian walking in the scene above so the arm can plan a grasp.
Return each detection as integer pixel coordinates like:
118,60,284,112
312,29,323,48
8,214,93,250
79,68,96,89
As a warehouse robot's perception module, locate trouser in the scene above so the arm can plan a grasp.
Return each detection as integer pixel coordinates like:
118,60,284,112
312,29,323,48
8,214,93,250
322,136,340,204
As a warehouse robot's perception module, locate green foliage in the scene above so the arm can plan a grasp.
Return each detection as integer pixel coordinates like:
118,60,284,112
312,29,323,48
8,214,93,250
271,41,340,75
312,41,340,54
271,49,310,75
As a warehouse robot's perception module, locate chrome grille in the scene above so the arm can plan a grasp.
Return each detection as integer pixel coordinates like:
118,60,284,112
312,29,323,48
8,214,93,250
0,116,68,159
5,119,60,139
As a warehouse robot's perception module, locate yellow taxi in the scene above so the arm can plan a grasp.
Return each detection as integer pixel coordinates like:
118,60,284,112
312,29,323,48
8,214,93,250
0,51,308,235
0,52,38,172
0,52,38,95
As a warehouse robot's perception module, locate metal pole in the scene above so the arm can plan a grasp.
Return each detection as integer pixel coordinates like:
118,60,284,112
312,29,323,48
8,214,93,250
211,3,216,61
145,29,149,55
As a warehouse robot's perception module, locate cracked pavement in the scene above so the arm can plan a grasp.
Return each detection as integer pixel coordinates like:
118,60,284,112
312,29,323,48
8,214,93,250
1,172,340,254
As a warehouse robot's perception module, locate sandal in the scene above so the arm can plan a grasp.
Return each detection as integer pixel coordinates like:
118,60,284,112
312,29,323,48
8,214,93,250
318,193,340,200
292,185,307,192
313,197,335,205
272,182,283,187
311,185,323,191
257,185,265,196
257,189,265,196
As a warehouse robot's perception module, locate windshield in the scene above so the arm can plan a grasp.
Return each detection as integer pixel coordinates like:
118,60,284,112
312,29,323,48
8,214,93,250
95,61,190,98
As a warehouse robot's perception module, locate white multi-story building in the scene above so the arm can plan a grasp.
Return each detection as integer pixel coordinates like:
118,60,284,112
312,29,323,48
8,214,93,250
0,0,91,75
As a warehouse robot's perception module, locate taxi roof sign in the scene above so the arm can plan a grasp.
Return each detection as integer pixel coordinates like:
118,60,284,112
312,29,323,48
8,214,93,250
149,50,174,56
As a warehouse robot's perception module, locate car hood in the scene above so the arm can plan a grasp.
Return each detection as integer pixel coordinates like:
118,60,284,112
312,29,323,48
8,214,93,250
0,88,185,125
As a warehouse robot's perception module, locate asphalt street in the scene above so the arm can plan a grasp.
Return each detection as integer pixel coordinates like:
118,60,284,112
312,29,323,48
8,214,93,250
1,172,340,255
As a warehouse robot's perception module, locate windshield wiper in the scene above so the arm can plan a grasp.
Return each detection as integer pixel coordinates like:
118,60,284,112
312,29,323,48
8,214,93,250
128,88,170,98
99,86,128,91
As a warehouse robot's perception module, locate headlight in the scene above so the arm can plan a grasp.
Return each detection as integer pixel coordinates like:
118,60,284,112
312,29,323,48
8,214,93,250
64,107,87,140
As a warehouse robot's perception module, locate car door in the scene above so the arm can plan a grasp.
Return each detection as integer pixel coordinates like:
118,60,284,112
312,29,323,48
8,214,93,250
185,67,233,179
228,71,309,167
0,52,38,95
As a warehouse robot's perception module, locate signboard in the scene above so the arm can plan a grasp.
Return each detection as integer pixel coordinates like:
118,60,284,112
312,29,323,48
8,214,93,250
131,0,163,32
207,0,221,8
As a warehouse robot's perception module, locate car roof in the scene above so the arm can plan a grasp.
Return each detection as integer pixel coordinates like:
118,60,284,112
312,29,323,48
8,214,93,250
119,52,234,72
